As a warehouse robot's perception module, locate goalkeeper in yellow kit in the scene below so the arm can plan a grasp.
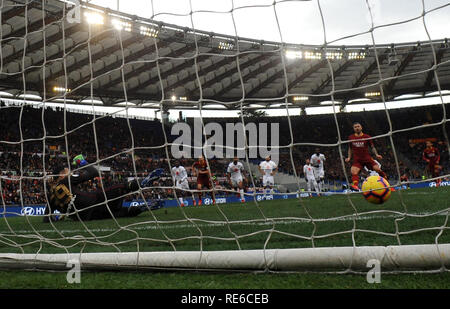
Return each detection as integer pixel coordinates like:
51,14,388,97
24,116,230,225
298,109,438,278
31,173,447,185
43,154,164,222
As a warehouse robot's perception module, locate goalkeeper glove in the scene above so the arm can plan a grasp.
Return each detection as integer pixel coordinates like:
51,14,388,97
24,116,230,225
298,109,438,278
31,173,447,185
72,154,88,167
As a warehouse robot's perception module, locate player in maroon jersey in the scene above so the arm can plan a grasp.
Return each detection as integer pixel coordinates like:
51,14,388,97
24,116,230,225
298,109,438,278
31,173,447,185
345,122,387,191
192,155,215,206
400,168,410,189
422,141,442,185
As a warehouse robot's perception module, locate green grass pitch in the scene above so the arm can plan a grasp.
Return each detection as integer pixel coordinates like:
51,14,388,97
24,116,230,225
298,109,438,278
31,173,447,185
0,186,449,289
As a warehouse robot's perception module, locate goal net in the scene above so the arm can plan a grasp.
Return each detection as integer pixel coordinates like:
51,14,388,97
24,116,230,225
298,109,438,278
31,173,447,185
0,0,449,274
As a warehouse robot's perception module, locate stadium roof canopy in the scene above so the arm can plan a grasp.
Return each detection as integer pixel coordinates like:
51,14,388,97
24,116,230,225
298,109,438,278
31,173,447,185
0,0,449,111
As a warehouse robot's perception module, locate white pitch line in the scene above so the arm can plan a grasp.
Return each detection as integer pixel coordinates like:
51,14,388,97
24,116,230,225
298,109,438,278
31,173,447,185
0,211,447,235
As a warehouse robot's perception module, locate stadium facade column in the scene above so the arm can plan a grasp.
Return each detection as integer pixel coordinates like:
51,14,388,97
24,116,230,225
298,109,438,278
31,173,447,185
161,105,170,125
300,106,306,116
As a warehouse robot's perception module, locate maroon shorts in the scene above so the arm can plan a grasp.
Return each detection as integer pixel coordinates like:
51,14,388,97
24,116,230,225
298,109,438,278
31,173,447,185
428,161,441,176
197,175,212,188
427,160,439,169
352,157,377,170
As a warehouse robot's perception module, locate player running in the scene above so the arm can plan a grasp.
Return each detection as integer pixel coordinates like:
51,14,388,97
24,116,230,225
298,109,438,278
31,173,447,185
258,155,277,199
44,155,163,223
310,148,326,192
227,157,246,203
192,155,214,206
422,141,442,186
345,122,387,191
303,159,320,196
171,160,190,207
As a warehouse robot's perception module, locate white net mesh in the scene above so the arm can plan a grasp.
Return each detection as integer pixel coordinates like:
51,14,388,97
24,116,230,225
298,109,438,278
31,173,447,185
0,0,449,273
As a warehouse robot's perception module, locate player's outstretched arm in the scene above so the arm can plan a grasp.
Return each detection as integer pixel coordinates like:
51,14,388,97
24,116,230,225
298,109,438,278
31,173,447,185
61,155,100,186
258,165,263,175
345,146,352,163
63,165,99,187
371,145,382,160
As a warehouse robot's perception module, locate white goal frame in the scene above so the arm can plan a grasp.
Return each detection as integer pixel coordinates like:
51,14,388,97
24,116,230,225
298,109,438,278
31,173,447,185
0,244,449,273
0,0,449,275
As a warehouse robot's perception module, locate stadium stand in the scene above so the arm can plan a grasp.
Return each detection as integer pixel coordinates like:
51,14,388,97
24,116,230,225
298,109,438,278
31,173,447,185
1,102,448,205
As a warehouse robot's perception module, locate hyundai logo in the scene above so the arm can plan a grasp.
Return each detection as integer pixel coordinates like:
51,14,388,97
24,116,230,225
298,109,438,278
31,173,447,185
20,207,35,216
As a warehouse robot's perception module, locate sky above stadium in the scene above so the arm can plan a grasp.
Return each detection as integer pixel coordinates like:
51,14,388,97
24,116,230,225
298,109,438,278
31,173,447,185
87,0,450,45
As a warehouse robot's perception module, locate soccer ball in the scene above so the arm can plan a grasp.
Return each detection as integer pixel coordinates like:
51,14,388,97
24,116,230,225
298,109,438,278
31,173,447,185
361,175,391,204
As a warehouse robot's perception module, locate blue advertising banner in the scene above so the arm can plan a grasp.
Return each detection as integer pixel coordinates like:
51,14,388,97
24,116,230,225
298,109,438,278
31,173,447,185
1,205,47,218
1,180,447,218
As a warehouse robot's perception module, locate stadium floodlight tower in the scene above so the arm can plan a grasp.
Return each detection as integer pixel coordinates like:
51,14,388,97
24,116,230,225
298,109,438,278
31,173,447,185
0,0,449,275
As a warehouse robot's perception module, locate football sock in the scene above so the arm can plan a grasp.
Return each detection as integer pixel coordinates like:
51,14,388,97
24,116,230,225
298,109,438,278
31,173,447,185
197,192,202,205
352,175,359,187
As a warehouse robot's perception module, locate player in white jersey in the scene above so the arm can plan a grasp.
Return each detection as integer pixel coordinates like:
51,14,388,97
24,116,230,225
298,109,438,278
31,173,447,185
310,148,326,192
171,161,190,207
258,155,277,198
303,159,320,196
227,157,246,203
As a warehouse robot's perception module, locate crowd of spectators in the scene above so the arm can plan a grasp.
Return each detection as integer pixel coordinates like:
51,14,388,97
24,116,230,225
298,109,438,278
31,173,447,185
0,101,448,205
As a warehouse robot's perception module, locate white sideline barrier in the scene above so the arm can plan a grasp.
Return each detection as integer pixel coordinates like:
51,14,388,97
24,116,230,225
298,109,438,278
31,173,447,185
0,244,449,272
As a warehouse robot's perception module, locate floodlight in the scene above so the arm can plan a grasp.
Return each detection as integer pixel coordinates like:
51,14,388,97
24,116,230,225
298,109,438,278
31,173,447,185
53,86,71,93
293,96,308,101
325,51,343,60
84,11,104,25
140,25,159,37
348,51,366,60
304,51,322,60
218,41,234,50
112,19,132,32
365,91,381,97
286,50,302,59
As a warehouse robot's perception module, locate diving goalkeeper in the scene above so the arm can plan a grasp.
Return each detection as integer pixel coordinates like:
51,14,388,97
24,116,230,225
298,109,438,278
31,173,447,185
43,155,164,223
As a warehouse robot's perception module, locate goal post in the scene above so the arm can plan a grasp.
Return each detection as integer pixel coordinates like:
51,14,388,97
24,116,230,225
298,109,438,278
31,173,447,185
0,0,449,276
1,244,450,272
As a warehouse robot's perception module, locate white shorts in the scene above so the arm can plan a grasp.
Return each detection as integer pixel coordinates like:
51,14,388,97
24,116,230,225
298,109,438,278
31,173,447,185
314,168,324,179
307,177,318,185
176,179,190,190
230,176,243,188
306,177,318,192
263,175,274,187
